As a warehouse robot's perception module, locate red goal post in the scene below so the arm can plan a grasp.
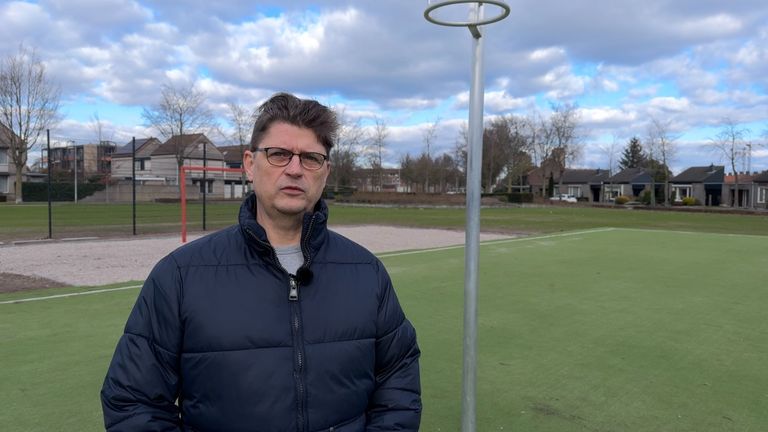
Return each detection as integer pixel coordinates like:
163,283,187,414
180,165,246,243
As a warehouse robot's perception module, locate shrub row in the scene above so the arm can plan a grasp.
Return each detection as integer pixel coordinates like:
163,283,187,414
507,192,534,203
22,182,105,202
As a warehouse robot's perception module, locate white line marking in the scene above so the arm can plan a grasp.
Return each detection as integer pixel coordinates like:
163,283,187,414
0,227,621,304
0,285,142,305
613,227,768,239
378,227,616,258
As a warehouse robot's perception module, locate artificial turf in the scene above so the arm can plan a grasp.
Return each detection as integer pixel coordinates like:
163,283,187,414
2,200,768,242
1,228,767,431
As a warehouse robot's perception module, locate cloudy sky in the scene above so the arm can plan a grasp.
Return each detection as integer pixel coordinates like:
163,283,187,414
2,0,767,173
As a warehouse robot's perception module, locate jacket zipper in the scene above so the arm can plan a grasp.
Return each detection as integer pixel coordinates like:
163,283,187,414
289,277,299,301
291,214,316,432
290,277,306,432
246,221,317,431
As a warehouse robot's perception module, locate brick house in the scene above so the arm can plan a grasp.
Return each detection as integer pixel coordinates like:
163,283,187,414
669,165,724,206
553,168,609,202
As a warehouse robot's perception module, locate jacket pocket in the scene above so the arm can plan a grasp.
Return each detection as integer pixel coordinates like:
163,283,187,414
324,413,365,432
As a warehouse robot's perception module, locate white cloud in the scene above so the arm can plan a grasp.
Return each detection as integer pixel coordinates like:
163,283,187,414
628,85,661,99
579,107,636,125
648,97,690,112
384,98,441,110
599,79,619,92
528,47,566,63
676,13,743,39
484,91,531,113
538,66,590,99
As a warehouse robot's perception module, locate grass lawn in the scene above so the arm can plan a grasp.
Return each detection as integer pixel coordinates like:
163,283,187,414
1,229,767,431
1,200,767,241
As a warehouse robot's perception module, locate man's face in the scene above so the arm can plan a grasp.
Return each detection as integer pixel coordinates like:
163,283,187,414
243,122,330,222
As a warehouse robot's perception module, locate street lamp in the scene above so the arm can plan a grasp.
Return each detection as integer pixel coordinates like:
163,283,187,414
424,2,510,432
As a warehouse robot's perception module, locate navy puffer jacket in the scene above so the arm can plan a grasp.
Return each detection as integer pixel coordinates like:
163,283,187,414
101,194,421,431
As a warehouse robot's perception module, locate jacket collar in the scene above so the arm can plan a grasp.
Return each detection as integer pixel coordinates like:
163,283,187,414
238,192,328,258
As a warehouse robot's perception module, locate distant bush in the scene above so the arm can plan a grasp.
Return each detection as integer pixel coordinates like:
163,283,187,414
640,190,665,205
640,191,651,205
508,192,534,203
614,195,631,205
681,196,700,206
22,182,104,202
481,192,508,199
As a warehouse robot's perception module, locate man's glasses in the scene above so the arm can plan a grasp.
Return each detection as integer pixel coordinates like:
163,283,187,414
254,147,328,171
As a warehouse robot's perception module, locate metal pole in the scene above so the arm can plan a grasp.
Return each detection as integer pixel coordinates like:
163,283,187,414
181,167,187,243
132,137,136,236
46,130,52,239
73,142,78,203
203,139,207,231
462,4,485,432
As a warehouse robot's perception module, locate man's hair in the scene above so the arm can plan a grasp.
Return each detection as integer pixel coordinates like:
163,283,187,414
250,92,338,153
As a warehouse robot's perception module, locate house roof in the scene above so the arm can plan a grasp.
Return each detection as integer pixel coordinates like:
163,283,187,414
217,145,247,164
152,134,223,160
724,173,757,184
525,166,562,186
606,167,653,184
113,137,162,157
0,123,20,148
670,165,724,184
753,170,768,183
560,168,610,184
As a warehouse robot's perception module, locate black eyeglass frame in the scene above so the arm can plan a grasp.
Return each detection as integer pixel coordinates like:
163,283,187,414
253,147,329,170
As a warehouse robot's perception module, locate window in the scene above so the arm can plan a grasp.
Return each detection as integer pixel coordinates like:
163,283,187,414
759,187,768,204
604,185,622,200
134,159,146,171
0,175,7,193
567,186,582,197
197,180,213,194
0,149,7,164
672,185,692,202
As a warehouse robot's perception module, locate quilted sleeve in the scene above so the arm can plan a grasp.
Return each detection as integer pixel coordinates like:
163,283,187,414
366,260,422,431
100,254,184,431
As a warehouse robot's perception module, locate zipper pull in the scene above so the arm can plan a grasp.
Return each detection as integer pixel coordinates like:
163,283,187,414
289,276,299,301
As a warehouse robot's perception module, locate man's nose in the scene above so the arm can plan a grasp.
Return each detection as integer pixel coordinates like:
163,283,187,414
284,154,304,175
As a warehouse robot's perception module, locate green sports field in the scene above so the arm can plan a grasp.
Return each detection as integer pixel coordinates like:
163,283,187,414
1,228,767,431
2,201,768,241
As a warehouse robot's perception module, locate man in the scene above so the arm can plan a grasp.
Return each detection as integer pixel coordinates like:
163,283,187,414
101,93,421,431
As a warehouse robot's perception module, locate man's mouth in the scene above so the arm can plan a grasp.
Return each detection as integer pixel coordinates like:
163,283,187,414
281,186,304,194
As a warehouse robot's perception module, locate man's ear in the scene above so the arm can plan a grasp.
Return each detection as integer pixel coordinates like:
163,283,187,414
243,150,255,182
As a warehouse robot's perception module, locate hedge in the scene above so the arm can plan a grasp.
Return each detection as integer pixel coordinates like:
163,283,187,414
22,182,105,202
508,192,534,203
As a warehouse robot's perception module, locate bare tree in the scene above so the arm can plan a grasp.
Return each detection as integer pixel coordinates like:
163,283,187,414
598,134,621,202
330,107,365,191
142,82,216,177
89,112,115,200
89,112,114,144
711,119,750,207
453,123,468,192
399,153,417,192
0,45,61,203
527,110,556,196
368,117,388,191
228,101,256,191
482,116,512,193
549,102,582,191
421,118,439,193
646,116,679,206
504,115,533,193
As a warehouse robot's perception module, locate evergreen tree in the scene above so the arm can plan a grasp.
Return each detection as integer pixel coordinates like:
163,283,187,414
618,137,646,170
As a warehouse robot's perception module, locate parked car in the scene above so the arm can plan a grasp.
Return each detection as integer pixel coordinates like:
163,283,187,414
549,194,578,203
